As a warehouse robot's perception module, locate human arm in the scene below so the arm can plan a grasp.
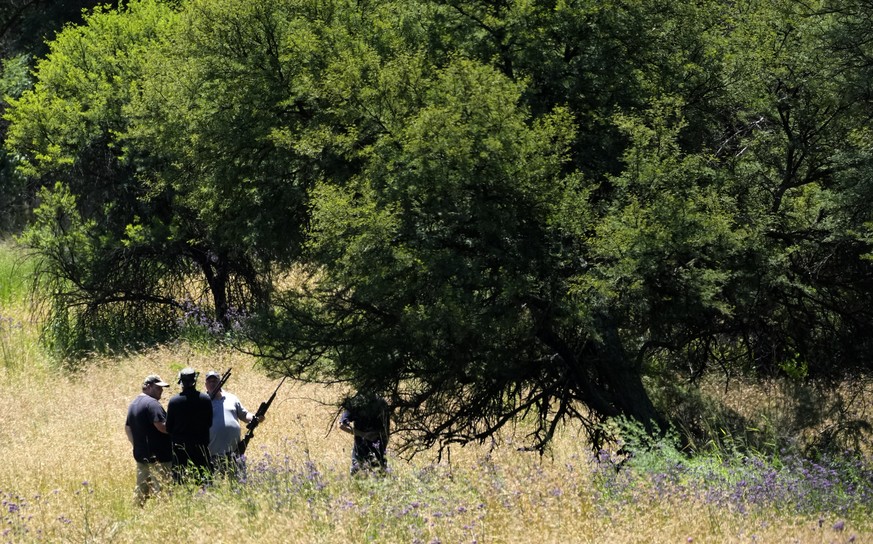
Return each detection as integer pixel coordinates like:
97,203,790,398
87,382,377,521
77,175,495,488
164,398,175,435
339,410,381,440
205,393,214,429
353,428,382,440
149,399,169,434
235,398,260,425
339,410,354,435
125,425,133,444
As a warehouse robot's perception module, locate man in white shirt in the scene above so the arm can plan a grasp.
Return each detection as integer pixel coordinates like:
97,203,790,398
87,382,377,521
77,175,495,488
204,370,257,480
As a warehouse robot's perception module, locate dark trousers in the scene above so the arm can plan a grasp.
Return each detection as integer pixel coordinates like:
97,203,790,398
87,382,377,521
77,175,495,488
351,438,387,475
171,442,213,485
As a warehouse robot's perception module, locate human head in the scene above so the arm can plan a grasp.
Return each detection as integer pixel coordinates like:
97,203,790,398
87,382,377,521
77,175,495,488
204,370,221,395
142,374,169,399
343,391,387,416
178,367,198,387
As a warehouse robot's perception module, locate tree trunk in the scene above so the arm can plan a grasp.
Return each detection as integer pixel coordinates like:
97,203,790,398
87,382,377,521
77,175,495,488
538,317,666,437
193,248,230,329
587,320,666,435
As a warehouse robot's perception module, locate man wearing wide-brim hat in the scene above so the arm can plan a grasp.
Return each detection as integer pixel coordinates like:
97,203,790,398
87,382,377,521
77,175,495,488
166,367,213,484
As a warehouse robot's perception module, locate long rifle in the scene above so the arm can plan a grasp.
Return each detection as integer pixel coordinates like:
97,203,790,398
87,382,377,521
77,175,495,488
209,368,232,400
238,376,286,455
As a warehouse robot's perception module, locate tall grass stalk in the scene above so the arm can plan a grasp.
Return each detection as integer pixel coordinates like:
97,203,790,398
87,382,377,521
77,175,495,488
0,239,33,306
0,245,871,542
0,341,870,543
0,239,45,375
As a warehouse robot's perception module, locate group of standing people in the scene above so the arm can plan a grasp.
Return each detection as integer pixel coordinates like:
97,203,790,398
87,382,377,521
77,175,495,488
124,368,258,505
125,367,390,505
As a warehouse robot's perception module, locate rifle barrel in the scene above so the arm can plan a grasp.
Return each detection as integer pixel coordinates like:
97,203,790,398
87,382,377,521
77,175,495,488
239,376,286,454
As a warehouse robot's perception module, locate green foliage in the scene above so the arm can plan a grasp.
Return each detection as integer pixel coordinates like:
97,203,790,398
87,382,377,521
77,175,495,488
587,99,742,326
0,240,44,372
123,0,321,262
0,53,33,233
4,0,873,455
264,54,637,454
594,416,873,521
0,239,32,304
5,0,292,355
5,0,174,188
20,183,179,360
0,53,30,99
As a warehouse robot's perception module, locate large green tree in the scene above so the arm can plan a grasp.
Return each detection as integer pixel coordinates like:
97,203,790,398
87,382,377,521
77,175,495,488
1,0,113,233
6,1,186,353
251,0,873,454
250,58,622,452
6,0,873,453
5,0,323,352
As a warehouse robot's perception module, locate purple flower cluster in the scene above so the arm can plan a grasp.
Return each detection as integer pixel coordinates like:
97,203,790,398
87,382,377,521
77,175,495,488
0,315,22,331
591,448,873,518
2,490,34,541
373,466,486,543
176,299,248,341
0,488,68,542
245,452,327,510
239,451,487,542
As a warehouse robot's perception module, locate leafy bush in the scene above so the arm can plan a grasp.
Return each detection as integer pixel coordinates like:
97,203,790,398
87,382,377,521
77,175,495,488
41,299,180,364
0,239,33,304
593,417,873,519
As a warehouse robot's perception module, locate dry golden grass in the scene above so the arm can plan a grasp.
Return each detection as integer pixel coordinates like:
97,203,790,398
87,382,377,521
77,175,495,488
1,343,869,543
0,285,870,542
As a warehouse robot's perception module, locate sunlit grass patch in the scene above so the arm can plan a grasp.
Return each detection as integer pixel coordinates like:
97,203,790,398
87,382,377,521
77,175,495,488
0,238,34,305
0,239,44,375
0,294,871,542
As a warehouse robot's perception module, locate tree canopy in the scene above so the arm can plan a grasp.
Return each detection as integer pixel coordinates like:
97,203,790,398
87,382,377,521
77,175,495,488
4,0,873,454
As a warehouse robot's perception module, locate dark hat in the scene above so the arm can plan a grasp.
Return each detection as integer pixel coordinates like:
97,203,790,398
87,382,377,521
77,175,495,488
178,367,198,384
205,370,221,380
143,374,169,387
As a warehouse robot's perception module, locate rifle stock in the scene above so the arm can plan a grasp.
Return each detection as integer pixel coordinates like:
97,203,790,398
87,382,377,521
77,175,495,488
238,376,286,455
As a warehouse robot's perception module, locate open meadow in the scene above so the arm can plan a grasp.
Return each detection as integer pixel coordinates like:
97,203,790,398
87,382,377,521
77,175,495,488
1,242,872,543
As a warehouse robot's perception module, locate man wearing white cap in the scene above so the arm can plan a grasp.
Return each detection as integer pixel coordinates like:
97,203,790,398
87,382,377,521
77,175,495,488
125,374,172,505
204,370,257,480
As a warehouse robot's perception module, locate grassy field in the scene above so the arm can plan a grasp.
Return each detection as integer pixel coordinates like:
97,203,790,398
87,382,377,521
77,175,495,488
1,241,871,543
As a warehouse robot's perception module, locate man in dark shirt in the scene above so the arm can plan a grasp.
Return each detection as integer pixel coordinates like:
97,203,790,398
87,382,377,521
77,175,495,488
125,374,172,505
339,392,390,475
166,367,213,484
